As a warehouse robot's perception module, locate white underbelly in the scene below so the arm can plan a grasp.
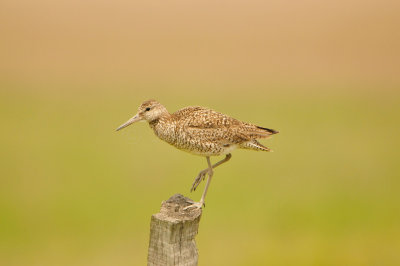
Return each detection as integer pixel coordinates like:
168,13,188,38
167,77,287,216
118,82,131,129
221,144,238,155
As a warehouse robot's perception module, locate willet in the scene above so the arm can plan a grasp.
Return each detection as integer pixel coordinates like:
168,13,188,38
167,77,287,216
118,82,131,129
116,99,278,209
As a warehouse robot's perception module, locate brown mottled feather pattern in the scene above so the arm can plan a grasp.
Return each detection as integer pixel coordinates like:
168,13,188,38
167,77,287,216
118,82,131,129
148,105,278,156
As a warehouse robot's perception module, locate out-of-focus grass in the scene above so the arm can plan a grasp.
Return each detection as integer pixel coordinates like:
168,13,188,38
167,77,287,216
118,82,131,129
0,82,399,265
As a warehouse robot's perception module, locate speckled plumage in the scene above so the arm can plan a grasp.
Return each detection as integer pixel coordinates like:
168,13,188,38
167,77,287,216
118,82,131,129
116,99,279,209
143,100,278,156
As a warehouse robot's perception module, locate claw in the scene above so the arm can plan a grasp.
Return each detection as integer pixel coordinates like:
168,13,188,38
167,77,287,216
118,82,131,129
183,201,205,211
190,169,209,192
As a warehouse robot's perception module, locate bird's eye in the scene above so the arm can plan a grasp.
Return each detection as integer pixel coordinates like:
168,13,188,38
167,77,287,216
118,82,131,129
145,107,151,112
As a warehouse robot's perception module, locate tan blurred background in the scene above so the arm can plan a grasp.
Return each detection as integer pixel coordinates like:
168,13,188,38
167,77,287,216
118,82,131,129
1,0,399,265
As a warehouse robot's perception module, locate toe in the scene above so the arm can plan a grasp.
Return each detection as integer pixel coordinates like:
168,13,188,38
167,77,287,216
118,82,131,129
183,201,204,211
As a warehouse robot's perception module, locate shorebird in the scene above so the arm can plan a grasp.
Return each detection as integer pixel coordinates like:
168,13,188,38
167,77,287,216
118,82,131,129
116,100,278,209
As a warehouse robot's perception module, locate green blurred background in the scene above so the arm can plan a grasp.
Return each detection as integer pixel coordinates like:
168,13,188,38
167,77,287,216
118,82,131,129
1,0,399,265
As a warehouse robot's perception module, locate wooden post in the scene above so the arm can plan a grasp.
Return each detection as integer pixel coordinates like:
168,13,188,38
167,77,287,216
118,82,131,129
147,194,202,266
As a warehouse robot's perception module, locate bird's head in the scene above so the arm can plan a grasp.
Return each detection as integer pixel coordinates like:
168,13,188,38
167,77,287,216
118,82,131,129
116,99,168,131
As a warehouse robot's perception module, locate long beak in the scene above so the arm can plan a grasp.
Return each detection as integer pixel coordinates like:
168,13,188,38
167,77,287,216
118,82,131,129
116,113,142,131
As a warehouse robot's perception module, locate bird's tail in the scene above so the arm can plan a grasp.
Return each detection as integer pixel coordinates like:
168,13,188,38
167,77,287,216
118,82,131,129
256,126,279,135
244,126,279,139
239,140,272,152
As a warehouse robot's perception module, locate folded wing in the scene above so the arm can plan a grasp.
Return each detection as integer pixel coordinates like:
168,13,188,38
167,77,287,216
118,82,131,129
173,106,278,146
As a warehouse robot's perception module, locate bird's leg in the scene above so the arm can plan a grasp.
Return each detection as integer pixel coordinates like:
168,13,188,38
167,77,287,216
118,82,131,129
190,153,232,192
199,156,214,205
184,156,214,210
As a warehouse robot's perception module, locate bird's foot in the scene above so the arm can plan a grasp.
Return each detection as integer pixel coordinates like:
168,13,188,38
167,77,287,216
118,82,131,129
190,169,212,192
183,200,205,211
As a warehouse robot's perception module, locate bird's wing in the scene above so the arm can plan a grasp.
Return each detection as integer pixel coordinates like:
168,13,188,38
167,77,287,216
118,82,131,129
173,106,277,144
174,106,240,128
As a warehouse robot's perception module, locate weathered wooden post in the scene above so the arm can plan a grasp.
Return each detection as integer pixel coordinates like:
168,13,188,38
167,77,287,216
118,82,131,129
147,194,202,266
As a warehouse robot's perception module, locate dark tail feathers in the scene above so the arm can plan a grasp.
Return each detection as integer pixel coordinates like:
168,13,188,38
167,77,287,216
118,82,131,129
257,126,279,134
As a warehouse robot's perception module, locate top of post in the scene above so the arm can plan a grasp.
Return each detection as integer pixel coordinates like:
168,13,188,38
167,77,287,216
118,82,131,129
154,194,202,223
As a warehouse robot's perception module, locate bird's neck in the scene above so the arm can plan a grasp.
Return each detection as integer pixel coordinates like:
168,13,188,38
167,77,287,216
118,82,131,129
148,114,175,144
148,111,171,125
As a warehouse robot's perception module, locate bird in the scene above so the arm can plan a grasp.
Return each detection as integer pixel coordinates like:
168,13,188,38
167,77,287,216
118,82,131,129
116,99,278,210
